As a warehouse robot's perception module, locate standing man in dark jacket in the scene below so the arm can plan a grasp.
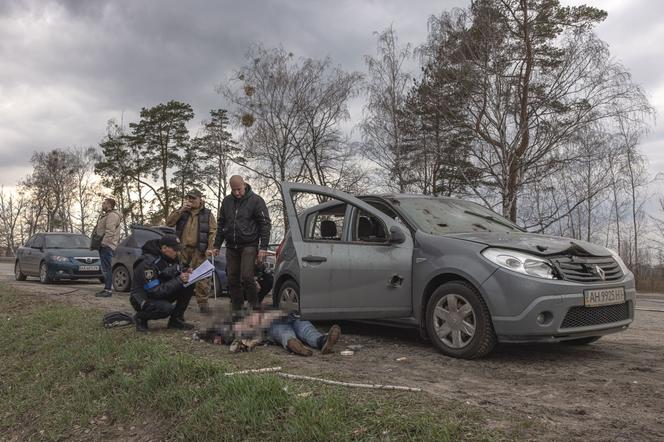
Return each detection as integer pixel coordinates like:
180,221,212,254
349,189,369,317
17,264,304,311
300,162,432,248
213,176,271,312
130,234,195,332
165,189,217,313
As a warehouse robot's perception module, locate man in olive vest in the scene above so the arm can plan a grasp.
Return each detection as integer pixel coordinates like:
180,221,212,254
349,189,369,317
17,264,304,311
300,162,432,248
165,189,217,313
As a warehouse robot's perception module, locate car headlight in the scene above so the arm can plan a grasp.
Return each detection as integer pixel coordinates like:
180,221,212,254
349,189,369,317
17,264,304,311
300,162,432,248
50,255,70,262
608,248,631,276
482,248,557,279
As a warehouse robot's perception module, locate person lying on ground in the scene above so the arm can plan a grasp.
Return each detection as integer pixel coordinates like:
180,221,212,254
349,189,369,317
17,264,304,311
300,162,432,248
129,234,195,332
197,308,341,356
267,312,341,356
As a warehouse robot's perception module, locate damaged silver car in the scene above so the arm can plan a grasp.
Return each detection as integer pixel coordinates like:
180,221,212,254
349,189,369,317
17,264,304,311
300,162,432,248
273,183,635,359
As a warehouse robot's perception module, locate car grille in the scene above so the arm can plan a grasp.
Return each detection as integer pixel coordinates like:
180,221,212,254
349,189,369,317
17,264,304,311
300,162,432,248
550,256,623,282
74,257,99,264
560,302,630,329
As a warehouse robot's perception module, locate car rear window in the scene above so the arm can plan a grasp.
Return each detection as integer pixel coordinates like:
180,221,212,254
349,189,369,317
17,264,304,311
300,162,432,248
130,229,162,247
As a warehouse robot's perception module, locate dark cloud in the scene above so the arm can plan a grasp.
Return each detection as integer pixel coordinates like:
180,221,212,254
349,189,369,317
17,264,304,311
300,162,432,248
0,0,662,187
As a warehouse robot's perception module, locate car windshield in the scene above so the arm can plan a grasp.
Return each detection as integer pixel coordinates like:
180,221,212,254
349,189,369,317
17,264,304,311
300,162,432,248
394,197,523,235
45,234,90,249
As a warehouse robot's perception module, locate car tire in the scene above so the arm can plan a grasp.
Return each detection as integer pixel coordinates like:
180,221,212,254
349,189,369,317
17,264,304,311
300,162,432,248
562,336,601,345
112,265,131,292
275,279,300,313
425,281,496,359
14,261,27,281
39,262,53,284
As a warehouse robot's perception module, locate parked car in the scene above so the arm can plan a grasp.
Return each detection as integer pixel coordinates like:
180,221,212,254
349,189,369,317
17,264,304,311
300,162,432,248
273,182,635,359
111,225,226,295
14,232,103,284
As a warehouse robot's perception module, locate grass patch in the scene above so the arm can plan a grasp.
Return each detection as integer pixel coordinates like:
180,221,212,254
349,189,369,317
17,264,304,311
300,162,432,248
0,283,519,441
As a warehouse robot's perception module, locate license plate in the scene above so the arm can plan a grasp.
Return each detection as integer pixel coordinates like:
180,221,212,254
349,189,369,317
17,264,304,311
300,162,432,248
79,265,100,271
584,287,625,307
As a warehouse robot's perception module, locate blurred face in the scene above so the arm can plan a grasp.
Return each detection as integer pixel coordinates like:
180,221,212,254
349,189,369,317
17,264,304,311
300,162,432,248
101,200,111,211
160,245,179,260
186,195,202,209
230,180,245,199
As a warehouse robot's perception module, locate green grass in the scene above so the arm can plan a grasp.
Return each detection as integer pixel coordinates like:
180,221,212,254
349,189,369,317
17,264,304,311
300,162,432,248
0,284,520,441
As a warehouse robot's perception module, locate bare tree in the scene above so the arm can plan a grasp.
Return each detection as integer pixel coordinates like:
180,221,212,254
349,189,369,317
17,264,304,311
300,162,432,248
0,187,26,256
361,25,413,192
425,2,651,222
69,147,102,236
221,45,364,227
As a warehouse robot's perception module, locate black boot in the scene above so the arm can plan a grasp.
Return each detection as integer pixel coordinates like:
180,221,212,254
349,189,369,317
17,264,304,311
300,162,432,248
95,289,112,298
167,317,194,330
135,315,148,333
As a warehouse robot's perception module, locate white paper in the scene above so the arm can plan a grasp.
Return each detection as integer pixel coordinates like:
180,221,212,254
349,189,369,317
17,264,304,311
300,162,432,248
183,259,215,287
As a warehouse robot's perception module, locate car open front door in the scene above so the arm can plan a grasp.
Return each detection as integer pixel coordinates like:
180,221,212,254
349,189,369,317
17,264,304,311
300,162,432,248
280,182,414,320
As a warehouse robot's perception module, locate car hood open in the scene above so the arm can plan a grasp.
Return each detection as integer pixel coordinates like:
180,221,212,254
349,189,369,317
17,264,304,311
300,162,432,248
446,232,610,257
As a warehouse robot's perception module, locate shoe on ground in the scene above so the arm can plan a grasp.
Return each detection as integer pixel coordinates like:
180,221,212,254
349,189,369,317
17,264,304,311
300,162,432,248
199,304,211,314
287,338,312,356
95,289,112,298
321,324,341,354
167,317,194,330
135,315,148,333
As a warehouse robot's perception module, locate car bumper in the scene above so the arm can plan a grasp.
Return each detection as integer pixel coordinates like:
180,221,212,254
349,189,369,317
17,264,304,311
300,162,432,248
48,262,103,280
481,269,636,343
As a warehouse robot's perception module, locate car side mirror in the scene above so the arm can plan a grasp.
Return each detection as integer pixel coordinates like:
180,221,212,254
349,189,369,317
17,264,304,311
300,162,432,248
389,226,406,244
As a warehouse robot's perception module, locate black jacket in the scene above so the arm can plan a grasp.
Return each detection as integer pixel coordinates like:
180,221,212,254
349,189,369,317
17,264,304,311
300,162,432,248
214,184,271,250
130,239,185,306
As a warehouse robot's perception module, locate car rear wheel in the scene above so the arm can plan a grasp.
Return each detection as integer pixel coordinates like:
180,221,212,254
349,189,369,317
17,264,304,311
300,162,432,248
39,262,53,284
562,336,601,345
112,265,131,292
425,281,496,359
14,261,27,281
275,280,300,313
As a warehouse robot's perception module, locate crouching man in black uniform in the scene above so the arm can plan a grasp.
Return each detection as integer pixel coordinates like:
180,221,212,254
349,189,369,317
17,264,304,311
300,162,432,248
130,234,195,332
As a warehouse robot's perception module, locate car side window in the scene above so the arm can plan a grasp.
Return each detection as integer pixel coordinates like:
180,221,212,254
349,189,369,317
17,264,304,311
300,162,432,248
351,209,389,244
305,204,346,241
24,235,36,247
32,235,44,249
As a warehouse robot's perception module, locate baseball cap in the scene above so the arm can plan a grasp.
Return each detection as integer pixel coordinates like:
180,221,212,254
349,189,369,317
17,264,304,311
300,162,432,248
186,189,203,198
159,234,182,250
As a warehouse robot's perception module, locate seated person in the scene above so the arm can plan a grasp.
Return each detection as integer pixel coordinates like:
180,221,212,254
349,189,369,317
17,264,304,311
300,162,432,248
129,234,194,332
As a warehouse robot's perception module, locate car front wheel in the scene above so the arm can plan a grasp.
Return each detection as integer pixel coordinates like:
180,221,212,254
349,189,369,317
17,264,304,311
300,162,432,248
112,265,131,292
15,261,27,281
39,262,53,284
425,281,496,359
275,280,300,313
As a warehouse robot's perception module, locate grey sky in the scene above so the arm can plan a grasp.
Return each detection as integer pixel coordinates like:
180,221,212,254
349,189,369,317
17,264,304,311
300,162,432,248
1,0,662,190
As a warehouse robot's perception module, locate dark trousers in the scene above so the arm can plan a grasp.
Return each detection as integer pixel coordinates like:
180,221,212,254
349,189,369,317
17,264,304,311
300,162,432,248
130,286,194,321
99,246,113,290
226,246,258,310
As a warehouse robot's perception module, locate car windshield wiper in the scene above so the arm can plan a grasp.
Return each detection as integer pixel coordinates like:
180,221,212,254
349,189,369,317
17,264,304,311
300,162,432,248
463,210,518,231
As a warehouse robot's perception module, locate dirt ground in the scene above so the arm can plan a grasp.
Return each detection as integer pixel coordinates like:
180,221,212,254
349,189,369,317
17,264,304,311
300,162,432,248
2,262,663,441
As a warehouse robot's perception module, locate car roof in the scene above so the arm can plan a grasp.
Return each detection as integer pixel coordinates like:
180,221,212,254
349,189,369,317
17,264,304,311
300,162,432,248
42,232,85,235
130,224,174,235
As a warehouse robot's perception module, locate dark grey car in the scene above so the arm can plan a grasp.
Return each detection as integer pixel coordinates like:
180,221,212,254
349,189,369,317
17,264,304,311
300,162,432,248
14,232,103,283
111,224,230,295
273,183,635,359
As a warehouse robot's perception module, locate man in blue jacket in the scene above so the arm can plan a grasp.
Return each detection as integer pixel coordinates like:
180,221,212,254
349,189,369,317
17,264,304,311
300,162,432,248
213,176,271,312
129,234,194,332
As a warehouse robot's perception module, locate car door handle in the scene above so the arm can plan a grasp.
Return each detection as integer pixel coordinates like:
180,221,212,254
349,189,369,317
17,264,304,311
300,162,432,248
302,255,327,263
